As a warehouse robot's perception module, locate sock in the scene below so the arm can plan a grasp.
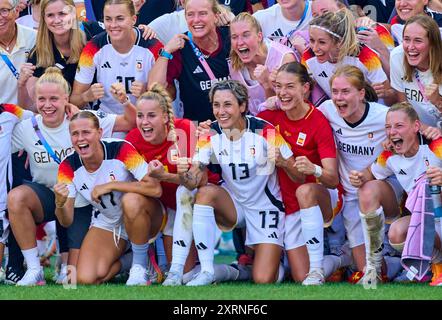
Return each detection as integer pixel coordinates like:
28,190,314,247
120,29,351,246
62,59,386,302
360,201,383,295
360,207,384,272
323,254,341,278
300,206,324,270
192,204,216,275
131,242,149,268
182,265,200,284
389,241,404,253
36,240,45,257
213,264,239,282
119,251,133,273
21,247,40,270
170,187,196,275
276,263,285,283
155,235,167,267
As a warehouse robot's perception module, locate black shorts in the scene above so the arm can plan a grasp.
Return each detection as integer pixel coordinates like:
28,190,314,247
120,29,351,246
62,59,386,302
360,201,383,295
68,205,92,249
23,180,56,223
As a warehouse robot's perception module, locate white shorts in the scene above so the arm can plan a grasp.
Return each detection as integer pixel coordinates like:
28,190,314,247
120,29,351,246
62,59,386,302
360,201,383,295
222,186,285,247
90,210,129,242
341,199,364,248
284,188,343,250
162,207,176,237
0,211,9,245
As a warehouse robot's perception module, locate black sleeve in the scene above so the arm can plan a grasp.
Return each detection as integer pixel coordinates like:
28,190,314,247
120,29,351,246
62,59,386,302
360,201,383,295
26,50,44,78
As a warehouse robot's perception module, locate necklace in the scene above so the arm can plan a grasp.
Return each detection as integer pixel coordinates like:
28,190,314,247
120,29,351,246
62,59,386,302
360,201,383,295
0,27,16,52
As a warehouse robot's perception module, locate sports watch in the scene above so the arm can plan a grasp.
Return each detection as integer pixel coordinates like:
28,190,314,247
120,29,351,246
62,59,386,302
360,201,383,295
159,48,173,60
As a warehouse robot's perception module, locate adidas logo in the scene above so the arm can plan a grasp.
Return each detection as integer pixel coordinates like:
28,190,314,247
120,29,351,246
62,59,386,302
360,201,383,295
218,149,228,156
174,240,186,247
268,232,278,239
35,140,42,146
193,66,203,74
196,242,207,250
335,128,343,135
318,71,328,78
374,243,384,254
101,61,111,68
398,169,407,175
306,237,320,245
270,29,284,37
80,183,89,191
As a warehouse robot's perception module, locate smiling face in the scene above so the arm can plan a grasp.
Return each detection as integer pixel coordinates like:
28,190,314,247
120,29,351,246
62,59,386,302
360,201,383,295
309,27,340,63
331,75,366,123
311,0,339,18
136,98,169,144
103,3,136,42
43,0,75,37
395,0,427,21
212,89,246,130
275,70,309,115
385,110,420,156
35,82,68,128
403,22,430,71
230,20,263,65
185,0,217,40
70,117,103,161
0,0,18,39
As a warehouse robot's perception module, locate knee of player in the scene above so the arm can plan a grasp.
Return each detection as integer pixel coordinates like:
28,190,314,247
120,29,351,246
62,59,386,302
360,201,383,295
194,185,218,206
388,222,407,245
357,182,379,208
76,269,98,285
295,183,319,206
121,193,144,215
7,187,30,214
253,271,277,284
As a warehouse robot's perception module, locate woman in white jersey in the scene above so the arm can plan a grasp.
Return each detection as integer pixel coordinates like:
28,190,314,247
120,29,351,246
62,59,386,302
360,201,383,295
390,14,442,130
229,12,296,115
350,102,442,286
7,67,136,286
54,110,164,285
302,8,396,106
71,0,162,118
317,65,392,280
176,80,300,286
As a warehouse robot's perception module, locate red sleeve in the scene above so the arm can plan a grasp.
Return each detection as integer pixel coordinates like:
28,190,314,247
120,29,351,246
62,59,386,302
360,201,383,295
58,159,74,184
174,118,197,159
314,111,337,160
166,50,183,86
146,38,163,60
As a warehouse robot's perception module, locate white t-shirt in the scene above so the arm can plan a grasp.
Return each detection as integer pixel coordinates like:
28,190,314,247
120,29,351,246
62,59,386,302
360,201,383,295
148,10,188,44
0,24,36,104
0,104,33,212
253,2,313,42
390,45,442,128
371,138,442,194
318,100,389,200
15,15,38,30
303,46,387,98
12,111,116,193
194,116,292,210
59,139,148,226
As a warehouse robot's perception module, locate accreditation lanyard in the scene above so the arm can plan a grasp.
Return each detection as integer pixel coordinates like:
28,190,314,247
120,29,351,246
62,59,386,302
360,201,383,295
188,32,217,81
285,0,310,40
0,53,19,80
414,69,429,103
31,116,61,164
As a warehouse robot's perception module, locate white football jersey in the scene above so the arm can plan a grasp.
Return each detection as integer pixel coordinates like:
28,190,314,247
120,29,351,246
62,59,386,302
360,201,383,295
302,46,387,98
390,46,442,128
194,116,292,211
58,139,148,226
318,100,388,200
0,104,32,212
75,28,162,115
12,111,116,192
371,137,442,194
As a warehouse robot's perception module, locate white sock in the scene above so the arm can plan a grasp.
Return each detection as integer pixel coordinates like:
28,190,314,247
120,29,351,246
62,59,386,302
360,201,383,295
360,207,385,272
170,186,195,275
131,242,149,268
213,264,239,282
301,205,324,270
192,204,216,275
182,265,200,284
22,247,40,270
36,240,45,257
276,263,285,283
323,254,341,278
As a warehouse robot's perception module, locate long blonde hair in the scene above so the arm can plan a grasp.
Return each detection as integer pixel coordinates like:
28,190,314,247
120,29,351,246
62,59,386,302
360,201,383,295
309,8,360,62
230,12,265,71
33,0,85,68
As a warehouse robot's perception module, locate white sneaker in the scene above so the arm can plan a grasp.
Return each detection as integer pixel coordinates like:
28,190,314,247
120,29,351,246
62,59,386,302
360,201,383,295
186,271,215,286
302,269,325,286
126,264,149,286
357,267,381,287
55,264,67,285
16,267,46,286
0,267,5,283
162,271,183,286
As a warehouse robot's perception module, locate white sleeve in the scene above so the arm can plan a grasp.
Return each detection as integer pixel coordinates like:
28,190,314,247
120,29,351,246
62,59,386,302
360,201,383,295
92,110,117,138
193,139,212,165
148,11,187,44
11,121,25,153
370,158,394,181
390,48,405,93
74,41,98,85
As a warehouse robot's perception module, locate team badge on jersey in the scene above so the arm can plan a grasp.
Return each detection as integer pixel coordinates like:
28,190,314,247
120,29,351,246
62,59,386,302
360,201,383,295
368,132,374,140
170,149,178,162
109,172,116,181
136,60,143,71
296,132,307,146
250,146,256,156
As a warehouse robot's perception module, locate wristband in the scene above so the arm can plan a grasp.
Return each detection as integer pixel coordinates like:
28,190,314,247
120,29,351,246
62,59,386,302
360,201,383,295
313,165,322,178
159,48,173,60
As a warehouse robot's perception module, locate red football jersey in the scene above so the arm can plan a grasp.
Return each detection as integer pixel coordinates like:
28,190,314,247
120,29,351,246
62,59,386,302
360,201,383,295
258,104,336,214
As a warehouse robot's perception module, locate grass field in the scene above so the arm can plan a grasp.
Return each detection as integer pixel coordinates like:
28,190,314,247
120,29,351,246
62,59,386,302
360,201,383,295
1,254,442,300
